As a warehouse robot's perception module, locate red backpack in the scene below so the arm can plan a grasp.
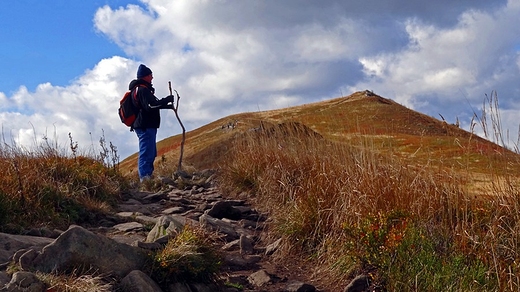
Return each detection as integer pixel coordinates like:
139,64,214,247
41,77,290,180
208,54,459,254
118,85,144,129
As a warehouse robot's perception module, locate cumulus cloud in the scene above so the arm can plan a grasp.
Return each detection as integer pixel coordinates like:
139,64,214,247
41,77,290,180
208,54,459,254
1,0,519,159
350,0,520,132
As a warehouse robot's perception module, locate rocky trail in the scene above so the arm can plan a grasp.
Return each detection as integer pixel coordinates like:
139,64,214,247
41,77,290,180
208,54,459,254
0,170,344,292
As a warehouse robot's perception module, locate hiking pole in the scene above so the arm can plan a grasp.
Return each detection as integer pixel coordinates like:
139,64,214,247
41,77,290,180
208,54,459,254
169,81,186,173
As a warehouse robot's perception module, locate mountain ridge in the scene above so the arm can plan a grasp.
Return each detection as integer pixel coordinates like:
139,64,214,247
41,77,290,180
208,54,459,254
120,91,519,188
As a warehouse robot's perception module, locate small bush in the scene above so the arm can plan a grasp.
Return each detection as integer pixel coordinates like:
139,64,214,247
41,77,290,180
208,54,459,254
385,225,494,291
150,225,221,287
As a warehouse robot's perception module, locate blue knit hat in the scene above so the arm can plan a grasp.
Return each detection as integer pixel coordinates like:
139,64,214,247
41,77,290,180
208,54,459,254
137,64,152,78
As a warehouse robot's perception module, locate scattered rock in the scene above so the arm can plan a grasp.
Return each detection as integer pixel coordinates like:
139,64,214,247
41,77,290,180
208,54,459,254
17,249,38,271
286,281,317,292
344,274,370,292
188,282,220,292
0,233,53,264
0,272,10,287
120,270,163,292
3,271,46,292
248,269,272,287
168,282,192,292
239,234,255,255
146,215,187,243
113,222,144,232
23,227,61,239
0,170,321,291
199,214,239,241
143,191,168,203
207,200,242,220
223,253,261,270
161,206,185,214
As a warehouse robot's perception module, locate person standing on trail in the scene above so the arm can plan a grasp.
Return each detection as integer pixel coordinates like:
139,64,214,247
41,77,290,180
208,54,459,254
129,64,174,181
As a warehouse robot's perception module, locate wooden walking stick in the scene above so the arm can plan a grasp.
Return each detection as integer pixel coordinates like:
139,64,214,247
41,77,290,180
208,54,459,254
169,81,186,173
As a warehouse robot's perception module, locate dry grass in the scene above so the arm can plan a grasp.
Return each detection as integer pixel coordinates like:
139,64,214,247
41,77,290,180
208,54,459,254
38,271,114,292
118,90,520,291
135,91,520,184
218,117,520,291
0,133,127,231
149,225,222,288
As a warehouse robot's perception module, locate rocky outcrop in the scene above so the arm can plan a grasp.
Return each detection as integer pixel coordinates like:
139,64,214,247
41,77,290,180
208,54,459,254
0,233,53,265
0,171,327,292
28,225,148,278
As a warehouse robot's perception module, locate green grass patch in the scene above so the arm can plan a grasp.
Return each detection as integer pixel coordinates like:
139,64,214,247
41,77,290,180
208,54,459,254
385,225,495,291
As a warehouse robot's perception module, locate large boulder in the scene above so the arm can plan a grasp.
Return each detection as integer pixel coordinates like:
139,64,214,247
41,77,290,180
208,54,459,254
26,225,148,278
0,233,53,264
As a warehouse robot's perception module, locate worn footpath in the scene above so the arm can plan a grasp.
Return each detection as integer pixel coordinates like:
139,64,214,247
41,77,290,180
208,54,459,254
0,170,337,292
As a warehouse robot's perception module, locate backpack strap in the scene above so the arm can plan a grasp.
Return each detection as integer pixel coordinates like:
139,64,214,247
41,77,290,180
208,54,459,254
128,84,147,131
132,87,140,108
131,84,147,108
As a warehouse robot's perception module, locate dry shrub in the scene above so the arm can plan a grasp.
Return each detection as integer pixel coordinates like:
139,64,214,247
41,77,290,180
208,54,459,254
219,121,519,290
0,137,127,230
150,225,221,288
38,271,114,292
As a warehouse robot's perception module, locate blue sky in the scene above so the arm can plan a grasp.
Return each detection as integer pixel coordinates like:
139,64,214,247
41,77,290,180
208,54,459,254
0,1,140,94
1,0,519,162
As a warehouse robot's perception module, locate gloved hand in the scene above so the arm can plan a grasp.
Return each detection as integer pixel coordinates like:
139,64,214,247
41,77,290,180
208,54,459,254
165,95,174,103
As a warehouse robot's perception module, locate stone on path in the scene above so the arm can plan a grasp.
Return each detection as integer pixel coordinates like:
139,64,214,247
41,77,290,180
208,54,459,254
28,225,148,278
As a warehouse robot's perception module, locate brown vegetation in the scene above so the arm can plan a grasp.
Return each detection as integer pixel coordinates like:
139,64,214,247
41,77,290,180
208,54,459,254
123,91,519,188
128,91,520,291
0,135,125,232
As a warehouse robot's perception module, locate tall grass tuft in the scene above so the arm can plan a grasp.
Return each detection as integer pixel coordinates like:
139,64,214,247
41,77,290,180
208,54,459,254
219,116,520,291
37,271,114,292
149,225,221,288
0,133,128,231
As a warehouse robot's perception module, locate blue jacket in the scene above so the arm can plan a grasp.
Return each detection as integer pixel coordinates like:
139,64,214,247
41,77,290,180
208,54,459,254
128,79,172,129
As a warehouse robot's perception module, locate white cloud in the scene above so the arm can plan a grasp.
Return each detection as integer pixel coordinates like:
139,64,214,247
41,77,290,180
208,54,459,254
1,0,519,160
351,0,520,121
0,56,139,156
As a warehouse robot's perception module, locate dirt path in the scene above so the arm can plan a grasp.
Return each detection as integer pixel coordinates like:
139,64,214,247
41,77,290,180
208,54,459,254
99,172,323,292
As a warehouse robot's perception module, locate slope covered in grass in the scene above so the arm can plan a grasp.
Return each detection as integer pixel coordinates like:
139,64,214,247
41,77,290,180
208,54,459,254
0,140,126,232
121,91,519,191
118,91,520,290
221,121,520,290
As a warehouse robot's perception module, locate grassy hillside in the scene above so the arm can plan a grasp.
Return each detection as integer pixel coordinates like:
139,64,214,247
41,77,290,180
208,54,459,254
0,138,126,232
120,91,519,192
119,91,520,290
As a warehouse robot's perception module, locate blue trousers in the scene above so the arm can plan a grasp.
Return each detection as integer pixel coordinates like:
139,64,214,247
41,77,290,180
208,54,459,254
135,128,157,180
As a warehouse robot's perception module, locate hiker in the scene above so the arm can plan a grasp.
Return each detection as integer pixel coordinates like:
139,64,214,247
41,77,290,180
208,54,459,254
129,64,174,181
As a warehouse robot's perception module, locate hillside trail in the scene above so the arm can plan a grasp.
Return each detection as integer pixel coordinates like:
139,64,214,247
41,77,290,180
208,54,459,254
97,170,324,292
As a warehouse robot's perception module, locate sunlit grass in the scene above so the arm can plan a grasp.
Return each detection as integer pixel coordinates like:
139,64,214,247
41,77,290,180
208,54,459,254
0,132,128,231
149,225,221,288
37,271,113,292
218,112,520,291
